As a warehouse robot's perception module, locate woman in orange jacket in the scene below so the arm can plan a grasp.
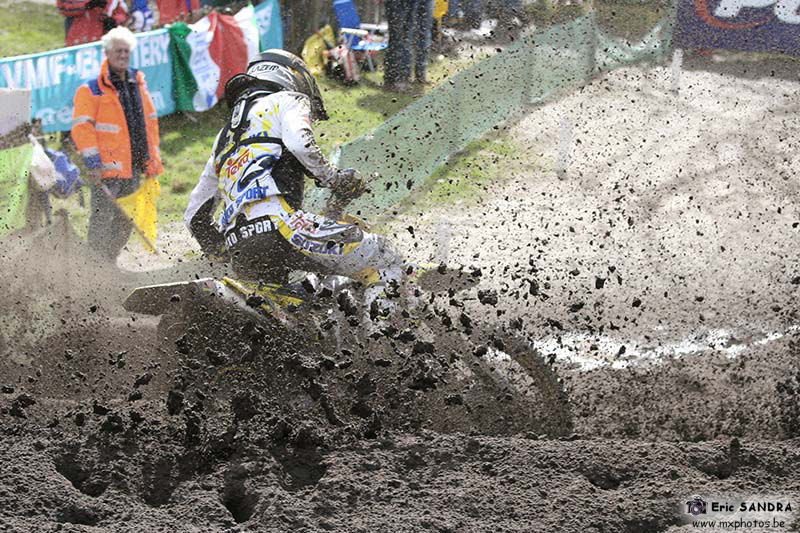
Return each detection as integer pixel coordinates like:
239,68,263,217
71,26,163,263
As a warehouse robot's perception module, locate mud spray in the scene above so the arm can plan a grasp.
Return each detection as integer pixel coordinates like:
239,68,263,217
3,62,800,530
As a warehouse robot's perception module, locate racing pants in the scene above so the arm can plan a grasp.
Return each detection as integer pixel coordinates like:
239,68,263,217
224,208,405,287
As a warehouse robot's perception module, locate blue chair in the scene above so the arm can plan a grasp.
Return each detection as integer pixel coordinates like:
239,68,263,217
332,0,388,72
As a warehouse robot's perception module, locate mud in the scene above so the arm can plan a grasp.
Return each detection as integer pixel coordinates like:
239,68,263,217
388,57,800,441
2,57,800,531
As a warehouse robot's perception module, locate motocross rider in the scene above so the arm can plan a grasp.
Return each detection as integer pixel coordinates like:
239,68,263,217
184,49,406,292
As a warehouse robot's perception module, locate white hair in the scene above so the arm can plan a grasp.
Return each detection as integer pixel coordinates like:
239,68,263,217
102,26,137,52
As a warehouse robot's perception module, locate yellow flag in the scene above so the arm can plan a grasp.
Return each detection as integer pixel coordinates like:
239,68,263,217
117,177,161,253
434,0,449,20
302,25,337,76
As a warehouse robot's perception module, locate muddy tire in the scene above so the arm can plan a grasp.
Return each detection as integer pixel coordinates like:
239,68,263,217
319,302,572,437
156,311,188,349
420,319,572,437
467,325,572,436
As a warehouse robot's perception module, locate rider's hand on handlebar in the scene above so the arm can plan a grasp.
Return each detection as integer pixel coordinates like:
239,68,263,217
331,168,367,201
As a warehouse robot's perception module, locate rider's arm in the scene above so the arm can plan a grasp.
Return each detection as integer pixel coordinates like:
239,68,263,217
279,94,340,188
185,154,225,255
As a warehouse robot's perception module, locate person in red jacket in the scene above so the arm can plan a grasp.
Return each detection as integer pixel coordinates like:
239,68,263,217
156,0,200,24
71,26,163,263
58,0,129,46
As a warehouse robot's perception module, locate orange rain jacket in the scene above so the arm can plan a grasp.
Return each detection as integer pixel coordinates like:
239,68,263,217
72,59,163,180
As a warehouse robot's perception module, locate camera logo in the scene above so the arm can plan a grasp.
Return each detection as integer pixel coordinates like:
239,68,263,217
686,496,708,516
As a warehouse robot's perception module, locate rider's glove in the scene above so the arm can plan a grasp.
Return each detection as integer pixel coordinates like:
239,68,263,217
330,168,367,201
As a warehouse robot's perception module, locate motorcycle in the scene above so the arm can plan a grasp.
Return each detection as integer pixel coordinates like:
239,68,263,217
122,196,572,437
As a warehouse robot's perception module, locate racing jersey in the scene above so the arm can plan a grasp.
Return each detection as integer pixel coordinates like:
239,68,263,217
185,90,340,234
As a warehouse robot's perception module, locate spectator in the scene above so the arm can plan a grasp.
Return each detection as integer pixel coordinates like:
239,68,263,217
156,0,200,24
385,0,434,91
447,0,483,28
489,0,525,33
457,0,526,34
57,0,129,46
128,0,155,32
71,26,164,263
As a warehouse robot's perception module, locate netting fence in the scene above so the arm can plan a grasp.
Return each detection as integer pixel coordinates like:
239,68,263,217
306,4,677,218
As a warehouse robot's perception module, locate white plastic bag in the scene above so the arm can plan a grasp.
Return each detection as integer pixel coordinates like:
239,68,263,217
27,134,58,192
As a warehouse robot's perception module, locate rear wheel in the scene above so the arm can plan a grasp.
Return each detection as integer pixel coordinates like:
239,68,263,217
415,318,572,436
156,311,188,349
319,300,572,437
467,325,572,436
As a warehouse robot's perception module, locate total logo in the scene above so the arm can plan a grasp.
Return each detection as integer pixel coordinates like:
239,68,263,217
694,0,800,29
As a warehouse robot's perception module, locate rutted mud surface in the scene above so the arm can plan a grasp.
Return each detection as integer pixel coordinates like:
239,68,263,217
2,58,800,531
388,58,800,442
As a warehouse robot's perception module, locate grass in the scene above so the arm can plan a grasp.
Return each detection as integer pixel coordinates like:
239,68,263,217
524,0,670,41
525,0,590,27
0,2,64,58
425,137,519,207
595,1,672,41
385,133,529,224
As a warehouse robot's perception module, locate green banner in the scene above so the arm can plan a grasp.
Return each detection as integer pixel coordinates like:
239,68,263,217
0,143,33,235
306,11,675,219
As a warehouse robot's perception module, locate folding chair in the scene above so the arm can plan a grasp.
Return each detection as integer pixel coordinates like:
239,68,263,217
332,0,388,72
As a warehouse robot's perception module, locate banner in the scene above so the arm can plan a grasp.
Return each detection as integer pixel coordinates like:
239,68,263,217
306,15,676,219
0,144,34,234
0,29,175,133
673,0,800,55
170,9,259,112
255,0,283,51
0,3,282,130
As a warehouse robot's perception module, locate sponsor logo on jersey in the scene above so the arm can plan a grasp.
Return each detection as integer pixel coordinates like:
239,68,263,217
290,234,344,255
288,212,318,233
237,155,276,193
223,149,250,179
